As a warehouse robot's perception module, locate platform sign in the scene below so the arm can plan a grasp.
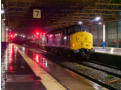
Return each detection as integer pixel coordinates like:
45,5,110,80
33,9,41,18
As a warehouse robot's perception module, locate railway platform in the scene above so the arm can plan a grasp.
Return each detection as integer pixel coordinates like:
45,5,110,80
91,47,121,70
94,47,121,56
1,43,108,90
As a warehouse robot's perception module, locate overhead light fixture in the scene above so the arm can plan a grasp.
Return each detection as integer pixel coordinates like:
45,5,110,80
98,22,102,25
64,36,67,40
1,9,5,14
23,35,26,38
78,21,83,25
94,16,101,21
6,27,8,31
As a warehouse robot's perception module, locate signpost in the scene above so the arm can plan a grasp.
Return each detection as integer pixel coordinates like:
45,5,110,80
33,9,41,18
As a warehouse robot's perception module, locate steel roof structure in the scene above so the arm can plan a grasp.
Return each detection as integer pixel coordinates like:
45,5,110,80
2,0,121,32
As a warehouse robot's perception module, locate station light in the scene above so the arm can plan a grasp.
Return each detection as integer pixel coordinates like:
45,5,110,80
10,34,14,38
49,34,53,38
94,16,101,21
78,21,83,25
64,36,67,40
98,22,102,25
36,32,40,36
9,33,15,39
33,32,40,37
43,32,46,35
1,9,5,14
6,27,9,31
34,29,46,38
36,54,39,63
15,33,18,36
22,35,26,38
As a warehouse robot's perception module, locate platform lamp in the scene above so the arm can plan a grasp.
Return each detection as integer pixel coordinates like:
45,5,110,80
78,21,83,25
98,20,106,49
102,23,106,49
98,22,106,49
93,16,106,49
78,21,84,32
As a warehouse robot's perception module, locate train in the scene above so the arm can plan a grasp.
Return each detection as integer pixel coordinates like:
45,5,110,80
8,27,93,59
39,28,93,59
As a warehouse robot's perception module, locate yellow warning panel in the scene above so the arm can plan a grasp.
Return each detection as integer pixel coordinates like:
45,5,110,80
70,31,93,50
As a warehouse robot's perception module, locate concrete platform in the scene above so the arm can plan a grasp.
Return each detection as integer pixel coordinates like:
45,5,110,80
94,47,121,56
2,43,108,90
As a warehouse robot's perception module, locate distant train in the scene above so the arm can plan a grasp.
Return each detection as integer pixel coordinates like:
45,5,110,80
42,29,93,59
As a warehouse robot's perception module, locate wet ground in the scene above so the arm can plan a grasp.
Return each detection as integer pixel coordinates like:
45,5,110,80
5,44,46,90
2,43,108,90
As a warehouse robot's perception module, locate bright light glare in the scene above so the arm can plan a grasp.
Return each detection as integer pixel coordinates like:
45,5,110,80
22,47,25,53
110,48,114,54
64,36,67,40
1,9,5,14
95,16,101,21
78,21,83,25
15,33,18,36
36,32,39,35
49,34,53,38
23,35,26,38
98,22,102,25
36,55,39,63
6,27,8,31
34,32,40,37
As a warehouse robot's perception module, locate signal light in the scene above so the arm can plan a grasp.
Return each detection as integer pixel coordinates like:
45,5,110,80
36,32,39,36
34,32,40,37
9,33,15,39
34,32,46,37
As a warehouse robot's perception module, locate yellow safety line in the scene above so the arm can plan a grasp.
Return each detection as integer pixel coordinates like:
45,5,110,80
16,44,66,90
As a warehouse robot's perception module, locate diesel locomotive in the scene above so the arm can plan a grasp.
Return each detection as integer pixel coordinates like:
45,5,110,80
42,28,93,59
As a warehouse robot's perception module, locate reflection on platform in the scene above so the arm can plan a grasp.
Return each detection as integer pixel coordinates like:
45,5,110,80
32,53,48,71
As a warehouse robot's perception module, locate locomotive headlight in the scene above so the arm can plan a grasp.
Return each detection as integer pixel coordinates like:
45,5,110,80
72,43,75,47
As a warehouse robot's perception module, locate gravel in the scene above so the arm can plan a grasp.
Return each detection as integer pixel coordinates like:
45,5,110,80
60,61,121,90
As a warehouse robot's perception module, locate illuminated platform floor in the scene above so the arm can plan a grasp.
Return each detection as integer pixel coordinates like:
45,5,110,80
94,47,121,56
2,43,108,90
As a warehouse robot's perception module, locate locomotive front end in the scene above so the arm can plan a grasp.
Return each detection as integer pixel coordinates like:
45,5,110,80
70,31,93,59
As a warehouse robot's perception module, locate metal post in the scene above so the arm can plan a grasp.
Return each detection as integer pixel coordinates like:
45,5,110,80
116,22,119,48
97,25,99,46
103,24,106,49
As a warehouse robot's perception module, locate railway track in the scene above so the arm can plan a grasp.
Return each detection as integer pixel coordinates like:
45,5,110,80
15,44,121,89
48,56,121,90
80,61,121,78
56,61,118,90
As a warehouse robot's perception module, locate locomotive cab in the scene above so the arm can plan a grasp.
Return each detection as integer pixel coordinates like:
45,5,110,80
70,31,93,59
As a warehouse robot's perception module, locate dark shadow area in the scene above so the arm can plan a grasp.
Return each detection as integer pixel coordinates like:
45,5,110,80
6,81,46,90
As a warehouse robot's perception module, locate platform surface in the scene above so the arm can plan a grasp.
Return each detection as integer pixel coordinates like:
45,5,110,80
94,47,121,56
2,43,108,90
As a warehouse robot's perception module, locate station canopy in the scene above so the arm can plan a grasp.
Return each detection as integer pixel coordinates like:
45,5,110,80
2,0,121,33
